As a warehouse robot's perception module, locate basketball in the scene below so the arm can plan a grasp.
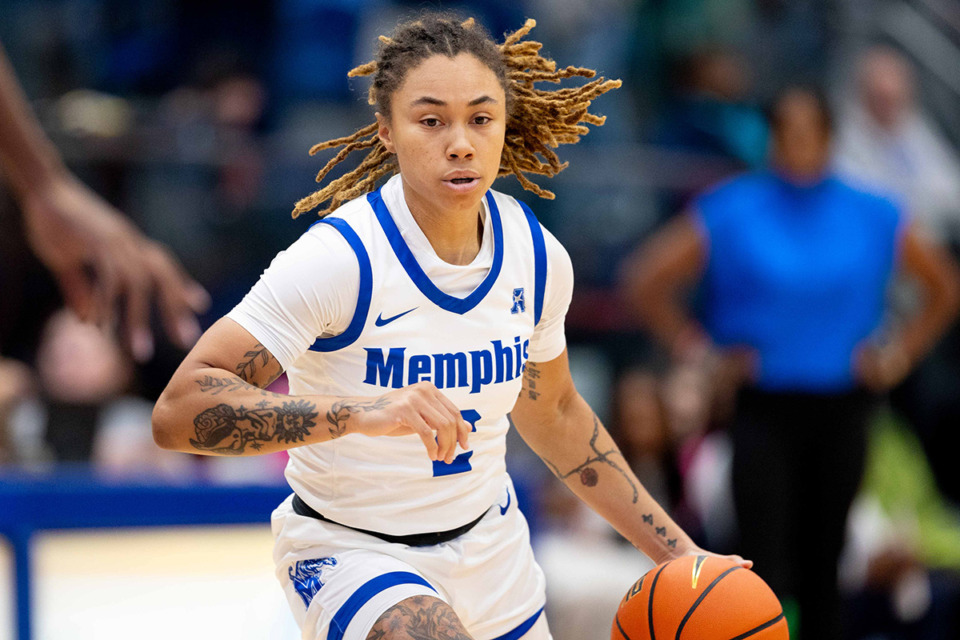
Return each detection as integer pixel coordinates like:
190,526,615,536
611,555,789,640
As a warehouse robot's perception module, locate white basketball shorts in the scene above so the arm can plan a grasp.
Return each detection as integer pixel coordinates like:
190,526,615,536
272,475,551,640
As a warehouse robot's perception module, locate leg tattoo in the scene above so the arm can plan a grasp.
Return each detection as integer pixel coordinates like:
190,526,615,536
367,595,472,640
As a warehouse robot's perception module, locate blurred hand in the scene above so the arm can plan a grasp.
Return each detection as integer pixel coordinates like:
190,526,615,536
20,174,210,361
866,544,920,589
853,341,911,392
677,344,757,424
710,346,757,417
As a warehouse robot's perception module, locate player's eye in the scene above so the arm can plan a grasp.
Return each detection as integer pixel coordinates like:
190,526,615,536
421,118,441,127
473,116,491,125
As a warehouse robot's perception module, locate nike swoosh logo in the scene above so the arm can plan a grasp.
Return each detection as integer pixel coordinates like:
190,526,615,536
374,308,417,327
499,488,511,515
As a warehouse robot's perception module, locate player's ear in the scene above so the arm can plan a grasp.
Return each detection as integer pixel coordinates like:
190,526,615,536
376,112,395,154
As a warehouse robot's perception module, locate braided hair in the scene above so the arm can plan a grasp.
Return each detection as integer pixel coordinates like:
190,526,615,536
292,14,621,218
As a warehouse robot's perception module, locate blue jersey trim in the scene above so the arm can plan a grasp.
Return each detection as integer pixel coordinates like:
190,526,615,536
368,188,504,315
518,200,547,326
491,606,545,640
307,217,373,353
328,571,437,640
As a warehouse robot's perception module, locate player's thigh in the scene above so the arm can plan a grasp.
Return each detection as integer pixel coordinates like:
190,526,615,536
517,614,552,640
365,595,552,640
278,548,441,640
367,595,472,640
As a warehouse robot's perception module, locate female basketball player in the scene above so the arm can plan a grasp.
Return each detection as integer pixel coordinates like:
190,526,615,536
153,15,748,640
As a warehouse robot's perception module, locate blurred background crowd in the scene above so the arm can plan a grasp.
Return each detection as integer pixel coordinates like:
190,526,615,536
2,1,960,639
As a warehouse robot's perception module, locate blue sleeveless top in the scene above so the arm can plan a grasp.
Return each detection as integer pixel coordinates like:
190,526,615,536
694,171,905,392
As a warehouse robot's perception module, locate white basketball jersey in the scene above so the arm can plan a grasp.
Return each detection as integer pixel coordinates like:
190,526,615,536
233,175,563,535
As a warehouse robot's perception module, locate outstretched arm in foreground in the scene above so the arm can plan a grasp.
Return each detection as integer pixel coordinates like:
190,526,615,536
0,41,209,360
510,348,750,567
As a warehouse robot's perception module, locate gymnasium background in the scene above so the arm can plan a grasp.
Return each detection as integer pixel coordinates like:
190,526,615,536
2,1,960,639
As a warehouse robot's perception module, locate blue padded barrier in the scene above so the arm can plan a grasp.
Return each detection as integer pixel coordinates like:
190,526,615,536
0,467,290,640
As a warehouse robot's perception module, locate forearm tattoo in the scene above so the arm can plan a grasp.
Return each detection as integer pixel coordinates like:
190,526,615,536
367,595,472,640
190,399,319,454
641,512,678,550
235,343,280,385
544,413,640,503
326,397,390,439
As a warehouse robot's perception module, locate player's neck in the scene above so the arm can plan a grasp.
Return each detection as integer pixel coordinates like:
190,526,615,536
402,187,485,266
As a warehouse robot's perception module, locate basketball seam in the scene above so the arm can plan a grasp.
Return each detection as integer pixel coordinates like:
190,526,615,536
647,562,671,640
674,566,742,640
615,614,634,640
727,612,786,640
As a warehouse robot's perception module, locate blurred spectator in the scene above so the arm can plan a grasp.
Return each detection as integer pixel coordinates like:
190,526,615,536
144,51,271,290
836,46,960,244
651,47,768,169
0,357,34,464
841,417,960,640
5,309,196,477
836,45,960,506
622,86,960,640
36,308,137,462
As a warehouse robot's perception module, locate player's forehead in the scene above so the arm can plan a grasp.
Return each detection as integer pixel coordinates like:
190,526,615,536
392,53,506,111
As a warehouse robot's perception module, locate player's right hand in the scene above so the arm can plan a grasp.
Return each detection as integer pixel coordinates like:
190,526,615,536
353,382,471,463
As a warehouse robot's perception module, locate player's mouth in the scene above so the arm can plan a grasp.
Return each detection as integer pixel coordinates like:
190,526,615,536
442,172,482,193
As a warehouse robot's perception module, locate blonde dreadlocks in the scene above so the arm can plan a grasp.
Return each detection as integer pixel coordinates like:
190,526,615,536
292,15,621,218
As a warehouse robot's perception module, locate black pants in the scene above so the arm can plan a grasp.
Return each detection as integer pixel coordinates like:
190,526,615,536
731,387,875,640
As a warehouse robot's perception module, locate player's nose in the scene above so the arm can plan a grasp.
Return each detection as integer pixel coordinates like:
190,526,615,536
446,124,475,160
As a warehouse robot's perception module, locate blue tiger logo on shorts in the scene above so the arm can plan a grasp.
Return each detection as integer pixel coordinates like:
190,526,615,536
289,557,339,608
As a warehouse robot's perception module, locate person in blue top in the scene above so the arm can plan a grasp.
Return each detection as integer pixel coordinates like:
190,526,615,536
624,85,960,640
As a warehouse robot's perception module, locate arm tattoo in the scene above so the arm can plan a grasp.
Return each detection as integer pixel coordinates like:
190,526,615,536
642,513,678,549
196,375,282,398
367,595,471,640
326,398,390,439
235,343,279,384
190,399,318,455
522,361,542,401
544,413,640,503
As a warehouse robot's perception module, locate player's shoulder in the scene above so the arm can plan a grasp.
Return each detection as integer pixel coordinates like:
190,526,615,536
271,195,378,278
297,192,379,246
311,192,377,231
498,190,572,276
490,187,551,234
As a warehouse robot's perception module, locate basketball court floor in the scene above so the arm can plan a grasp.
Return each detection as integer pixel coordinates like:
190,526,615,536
1,525,299,639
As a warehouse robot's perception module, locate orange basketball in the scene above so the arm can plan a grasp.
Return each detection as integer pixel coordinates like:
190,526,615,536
611,555,789,640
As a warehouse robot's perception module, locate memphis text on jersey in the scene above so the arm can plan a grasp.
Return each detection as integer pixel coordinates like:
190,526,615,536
363,336,529,394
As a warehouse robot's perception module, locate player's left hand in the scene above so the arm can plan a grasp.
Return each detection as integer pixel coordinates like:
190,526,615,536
682,546,753,570
20,174,210,361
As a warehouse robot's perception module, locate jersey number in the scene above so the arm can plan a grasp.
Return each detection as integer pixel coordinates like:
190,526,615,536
431,409,479,477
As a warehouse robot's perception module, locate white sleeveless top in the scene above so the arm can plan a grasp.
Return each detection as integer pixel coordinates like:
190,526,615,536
228,175,573,534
